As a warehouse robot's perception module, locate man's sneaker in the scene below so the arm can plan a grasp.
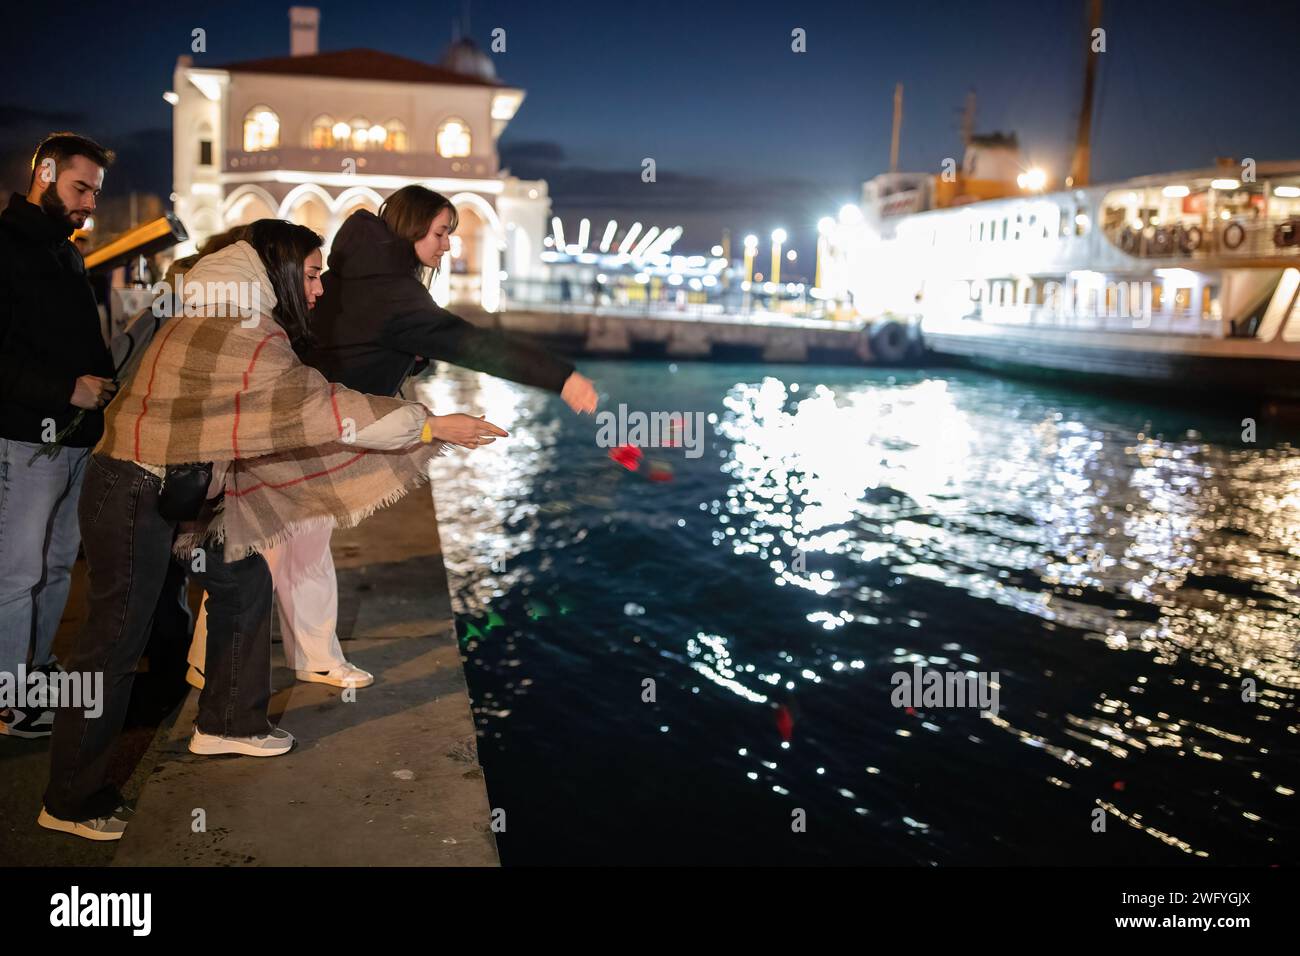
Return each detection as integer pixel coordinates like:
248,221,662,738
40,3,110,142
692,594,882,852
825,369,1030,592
37,804,132,842
188,726,295,757
295,662,374,688
0,706,53,739
185,664,205,690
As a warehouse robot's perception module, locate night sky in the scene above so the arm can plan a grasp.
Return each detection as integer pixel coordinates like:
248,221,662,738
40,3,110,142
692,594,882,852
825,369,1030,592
2,0,1297,266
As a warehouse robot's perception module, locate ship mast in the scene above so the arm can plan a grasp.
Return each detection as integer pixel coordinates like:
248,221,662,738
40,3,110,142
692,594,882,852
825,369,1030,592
1068,0,1103,187
889,83,904,173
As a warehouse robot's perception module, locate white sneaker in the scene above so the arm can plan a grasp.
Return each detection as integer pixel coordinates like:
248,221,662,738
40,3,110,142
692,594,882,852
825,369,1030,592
38,804,132,841
185,664,205,690
294,662,374,688
188,726,295,757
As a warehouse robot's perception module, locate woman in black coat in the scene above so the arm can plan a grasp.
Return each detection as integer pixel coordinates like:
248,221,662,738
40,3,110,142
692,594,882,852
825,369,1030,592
186,187,596,691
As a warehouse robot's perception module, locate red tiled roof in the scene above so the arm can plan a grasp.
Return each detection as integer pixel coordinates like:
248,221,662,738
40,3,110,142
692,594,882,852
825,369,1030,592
209,48,504,88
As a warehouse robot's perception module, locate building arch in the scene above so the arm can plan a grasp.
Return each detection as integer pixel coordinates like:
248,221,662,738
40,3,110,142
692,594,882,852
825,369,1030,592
277,183,336,221
445,191,504,311
282,192,331,238
331,185,385,240
222,184,279,227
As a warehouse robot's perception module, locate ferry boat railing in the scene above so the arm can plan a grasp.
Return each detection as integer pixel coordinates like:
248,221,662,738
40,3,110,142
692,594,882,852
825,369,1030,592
499,277,841,323
1105,215,1300,260
972,303,1226,337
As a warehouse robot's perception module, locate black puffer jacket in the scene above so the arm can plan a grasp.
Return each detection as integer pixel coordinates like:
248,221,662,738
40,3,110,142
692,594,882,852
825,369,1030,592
306,209,573,397
0,193,113,446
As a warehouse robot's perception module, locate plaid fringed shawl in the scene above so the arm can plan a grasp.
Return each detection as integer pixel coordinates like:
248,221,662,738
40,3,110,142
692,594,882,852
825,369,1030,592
97,241,446,561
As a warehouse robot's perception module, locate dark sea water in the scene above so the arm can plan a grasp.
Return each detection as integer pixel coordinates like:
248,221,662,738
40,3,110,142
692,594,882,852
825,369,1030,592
421,360,1299,865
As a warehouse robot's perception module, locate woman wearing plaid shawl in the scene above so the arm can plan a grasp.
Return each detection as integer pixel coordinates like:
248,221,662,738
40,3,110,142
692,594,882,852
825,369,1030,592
39,220,507,842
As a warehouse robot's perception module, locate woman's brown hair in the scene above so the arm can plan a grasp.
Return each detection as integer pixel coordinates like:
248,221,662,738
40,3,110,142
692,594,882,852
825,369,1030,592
378,185,458,280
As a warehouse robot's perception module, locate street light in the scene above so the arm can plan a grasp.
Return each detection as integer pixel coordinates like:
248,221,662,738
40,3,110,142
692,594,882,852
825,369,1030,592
743,234,758,314
816,216,834,292
771,228,786,286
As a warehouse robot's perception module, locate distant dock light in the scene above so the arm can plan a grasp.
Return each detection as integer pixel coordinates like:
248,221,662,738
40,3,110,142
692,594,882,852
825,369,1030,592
619,222,643,254
599,220,618,252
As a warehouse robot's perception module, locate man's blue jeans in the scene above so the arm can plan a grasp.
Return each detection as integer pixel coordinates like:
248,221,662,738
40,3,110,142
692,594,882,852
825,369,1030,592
0,438,90,682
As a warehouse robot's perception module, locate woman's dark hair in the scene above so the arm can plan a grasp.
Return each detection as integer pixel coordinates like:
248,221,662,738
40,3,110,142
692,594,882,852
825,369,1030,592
378,185,458,280
245,219,322,355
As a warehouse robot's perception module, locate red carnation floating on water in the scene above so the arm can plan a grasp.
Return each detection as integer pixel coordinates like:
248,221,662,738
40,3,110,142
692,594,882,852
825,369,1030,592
609,444,643,471
775,704,794,742
646,461,674,482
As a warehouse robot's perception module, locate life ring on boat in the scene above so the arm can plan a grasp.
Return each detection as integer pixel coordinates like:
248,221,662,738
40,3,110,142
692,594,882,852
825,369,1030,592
869,320,912,364
1222,221,1246,250
1151,227,1173,255
1178,225,1202,253
1119,227,1140,254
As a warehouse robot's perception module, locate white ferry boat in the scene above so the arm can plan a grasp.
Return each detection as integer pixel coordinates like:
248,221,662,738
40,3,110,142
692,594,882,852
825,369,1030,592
821,0,1300,401
827,159,1300,400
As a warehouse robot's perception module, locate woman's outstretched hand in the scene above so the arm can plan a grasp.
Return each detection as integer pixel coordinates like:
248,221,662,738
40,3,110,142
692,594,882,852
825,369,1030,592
428,413,509,449
560,371,598,415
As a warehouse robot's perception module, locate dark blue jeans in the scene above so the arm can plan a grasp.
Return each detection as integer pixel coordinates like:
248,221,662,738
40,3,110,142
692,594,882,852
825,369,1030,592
44,454,273,822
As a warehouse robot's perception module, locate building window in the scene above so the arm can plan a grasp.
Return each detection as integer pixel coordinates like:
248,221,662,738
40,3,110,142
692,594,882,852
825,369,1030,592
383,120,408,152
310,115,337,149
364,123,388,149
348,118,371,152
436,117,471,158
198,140,213,166
242,106,279,151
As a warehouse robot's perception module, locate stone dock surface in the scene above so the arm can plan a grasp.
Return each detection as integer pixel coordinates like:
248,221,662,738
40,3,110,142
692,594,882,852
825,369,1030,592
0,486,497,867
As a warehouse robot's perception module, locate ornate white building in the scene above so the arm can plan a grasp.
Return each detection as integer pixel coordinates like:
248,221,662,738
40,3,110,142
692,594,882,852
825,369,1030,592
169,6,549,311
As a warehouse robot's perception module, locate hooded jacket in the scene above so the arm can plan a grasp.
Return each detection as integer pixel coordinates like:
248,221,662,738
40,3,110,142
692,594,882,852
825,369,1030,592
0,193,113,446
305,209,574,397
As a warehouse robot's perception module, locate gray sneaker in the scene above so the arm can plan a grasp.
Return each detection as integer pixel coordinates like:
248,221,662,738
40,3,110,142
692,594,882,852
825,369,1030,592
0,706,53,738
37,804,133,842
189,726,295,757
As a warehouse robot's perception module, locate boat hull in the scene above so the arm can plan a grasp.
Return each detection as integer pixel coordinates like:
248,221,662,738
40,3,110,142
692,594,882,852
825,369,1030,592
922,323,1300,401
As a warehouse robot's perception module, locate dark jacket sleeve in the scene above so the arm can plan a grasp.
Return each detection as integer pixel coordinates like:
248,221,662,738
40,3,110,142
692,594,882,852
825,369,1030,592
0,244,76,411
379,277,575,394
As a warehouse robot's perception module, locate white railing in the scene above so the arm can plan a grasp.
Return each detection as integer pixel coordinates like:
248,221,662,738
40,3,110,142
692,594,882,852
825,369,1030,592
970,303,1227,338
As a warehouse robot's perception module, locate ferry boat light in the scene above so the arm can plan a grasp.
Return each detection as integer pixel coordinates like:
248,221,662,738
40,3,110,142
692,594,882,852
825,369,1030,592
1016,168,1048,191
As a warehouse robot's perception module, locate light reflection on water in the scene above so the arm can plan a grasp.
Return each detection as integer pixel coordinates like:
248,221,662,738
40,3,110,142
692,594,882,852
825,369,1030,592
421,362,1299,865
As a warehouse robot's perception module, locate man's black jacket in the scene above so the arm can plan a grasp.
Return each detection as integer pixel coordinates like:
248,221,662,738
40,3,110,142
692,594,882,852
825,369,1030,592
0,193,113,447
306,209,573,397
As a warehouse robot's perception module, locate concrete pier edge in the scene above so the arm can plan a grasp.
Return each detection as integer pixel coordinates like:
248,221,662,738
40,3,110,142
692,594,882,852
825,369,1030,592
112,487,498,867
